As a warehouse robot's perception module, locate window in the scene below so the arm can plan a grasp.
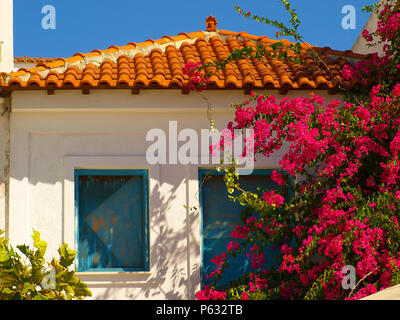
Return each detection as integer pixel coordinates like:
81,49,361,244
199,169,284,286
75,169,149,272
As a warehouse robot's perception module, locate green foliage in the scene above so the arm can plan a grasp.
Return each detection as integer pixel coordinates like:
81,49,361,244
304,268,334,300
0,230,91,300
234,1,302,41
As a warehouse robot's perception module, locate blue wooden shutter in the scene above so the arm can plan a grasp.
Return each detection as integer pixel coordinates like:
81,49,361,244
75,169,149,272
199,169,283,286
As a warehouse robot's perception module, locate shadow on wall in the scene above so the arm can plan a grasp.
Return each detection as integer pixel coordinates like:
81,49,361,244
88,174,201,300
10,114,234,300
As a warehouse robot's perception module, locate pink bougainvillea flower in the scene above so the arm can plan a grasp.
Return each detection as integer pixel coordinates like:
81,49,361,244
362,29,373,42
263,190,284,207
196,286,227,300
392,83,400,96
341,64,354,80
240,291,249,300
271,170,286,186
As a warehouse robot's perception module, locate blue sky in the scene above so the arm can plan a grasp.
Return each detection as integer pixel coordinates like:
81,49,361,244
14,0,376,58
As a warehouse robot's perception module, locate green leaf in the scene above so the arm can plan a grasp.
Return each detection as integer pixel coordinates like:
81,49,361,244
21,282,35,294
32,293,49,300
16,244,30,256
58,243,76,268
32,230,47,258
0,247,10,262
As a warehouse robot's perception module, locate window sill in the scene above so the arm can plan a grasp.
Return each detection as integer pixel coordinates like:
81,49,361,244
77,271,152,276
76,271,159,287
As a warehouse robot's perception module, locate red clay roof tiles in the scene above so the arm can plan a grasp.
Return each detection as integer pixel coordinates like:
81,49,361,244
2,16,367,93
13,57,57,64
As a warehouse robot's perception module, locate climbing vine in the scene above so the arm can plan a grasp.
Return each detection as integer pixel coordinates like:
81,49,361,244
187,0,400,300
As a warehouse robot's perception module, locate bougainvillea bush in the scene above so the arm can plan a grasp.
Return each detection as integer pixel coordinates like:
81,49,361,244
193,1,400,300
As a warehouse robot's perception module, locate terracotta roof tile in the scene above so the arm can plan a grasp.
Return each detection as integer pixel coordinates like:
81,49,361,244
13,56,57,64
2,15,368,92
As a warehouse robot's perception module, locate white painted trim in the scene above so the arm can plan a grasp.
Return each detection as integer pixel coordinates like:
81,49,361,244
11,89,338,112
11,107,235,113
77,271,152,276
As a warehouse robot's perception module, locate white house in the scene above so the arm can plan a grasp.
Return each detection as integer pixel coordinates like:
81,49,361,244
0,1,368,299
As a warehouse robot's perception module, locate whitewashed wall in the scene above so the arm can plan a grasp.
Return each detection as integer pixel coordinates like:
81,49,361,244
8,89,339,299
